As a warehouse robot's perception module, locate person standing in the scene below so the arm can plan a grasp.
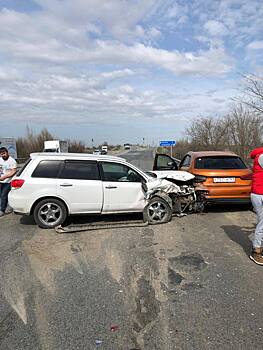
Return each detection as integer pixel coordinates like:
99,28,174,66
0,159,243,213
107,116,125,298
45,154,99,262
250,147,263,265
0,147,17,216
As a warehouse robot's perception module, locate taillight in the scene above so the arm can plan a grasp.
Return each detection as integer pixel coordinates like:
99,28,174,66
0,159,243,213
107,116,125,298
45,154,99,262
240,174,252,180
194,175,207,183
11,179,25,188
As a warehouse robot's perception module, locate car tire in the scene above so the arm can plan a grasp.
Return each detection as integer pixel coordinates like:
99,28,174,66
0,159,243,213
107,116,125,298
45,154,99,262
33,198,67,229
143,197,172,225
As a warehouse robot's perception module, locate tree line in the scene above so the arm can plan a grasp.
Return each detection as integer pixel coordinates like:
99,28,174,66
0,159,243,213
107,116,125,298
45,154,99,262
16,127,121,159
169,75,263,164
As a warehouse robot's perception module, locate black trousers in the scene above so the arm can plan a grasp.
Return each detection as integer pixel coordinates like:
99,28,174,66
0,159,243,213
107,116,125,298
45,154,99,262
0,183,11,212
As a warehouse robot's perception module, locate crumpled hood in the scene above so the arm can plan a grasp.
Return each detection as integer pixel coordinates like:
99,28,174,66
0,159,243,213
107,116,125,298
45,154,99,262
250,147,263,159
144,178,181,199
149,170,195,181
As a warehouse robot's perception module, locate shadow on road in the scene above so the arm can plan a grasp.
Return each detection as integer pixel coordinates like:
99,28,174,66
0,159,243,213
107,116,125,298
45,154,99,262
20,215,35,226
221,224,255,256
66,212,144,225
207,203,252,213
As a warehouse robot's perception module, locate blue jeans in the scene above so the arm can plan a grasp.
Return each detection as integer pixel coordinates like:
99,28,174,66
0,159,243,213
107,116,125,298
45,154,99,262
251,193,263,248
0,183,11,212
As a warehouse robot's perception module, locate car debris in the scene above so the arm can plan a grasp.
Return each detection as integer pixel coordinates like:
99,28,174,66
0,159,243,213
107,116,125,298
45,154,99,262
95,339,103,345
110,324,119,332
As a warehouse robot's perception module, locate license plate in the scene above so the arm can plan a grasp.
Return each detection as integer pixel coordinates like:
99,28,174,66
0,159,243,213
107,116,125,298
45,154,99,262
213,177,235,183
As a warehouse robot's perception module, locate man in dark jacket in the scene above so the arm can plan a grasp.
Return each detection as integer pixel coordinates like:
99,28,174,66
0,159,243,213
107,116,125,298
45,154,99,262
250,147,263,265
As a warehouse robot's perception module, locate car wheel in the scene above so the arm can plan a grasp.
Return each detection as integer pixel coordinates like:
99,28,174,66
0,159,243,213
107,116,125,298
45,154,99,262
33,198,67,229
143,197,172,225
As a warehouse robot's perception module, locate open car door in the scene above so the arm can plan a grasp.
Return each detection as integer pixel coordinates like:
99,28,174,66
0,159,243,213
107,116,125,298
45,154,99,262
153,153,179,171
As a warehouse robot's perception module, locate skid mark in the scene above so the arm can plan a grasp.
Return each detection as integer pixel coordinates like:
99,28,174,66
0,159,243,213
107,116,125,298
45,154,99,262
0,255,29,324
22,234,106,292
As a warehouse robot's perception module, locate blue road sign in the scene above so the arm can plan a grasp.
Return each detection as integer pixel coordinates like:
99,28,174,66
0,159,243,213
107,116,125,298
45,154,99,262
159,140,176,146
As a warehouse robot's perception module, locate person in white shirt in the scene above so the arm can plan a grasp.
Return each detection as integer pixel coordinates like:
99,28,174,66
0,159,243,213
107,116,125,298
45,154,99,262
0,147,17,216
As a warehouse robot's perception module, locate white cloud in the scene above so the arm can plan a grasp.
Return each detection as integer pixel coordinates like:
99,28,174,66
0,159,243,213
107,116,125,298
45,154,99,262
0,67,21,81
247,41,263,50
0,6,232,76
204,20,227,36
1,0,262,141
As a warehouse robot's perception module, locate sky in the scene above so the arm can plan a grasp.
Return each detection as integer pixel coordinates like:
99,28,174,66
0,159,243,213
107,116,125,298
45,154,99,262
0,0,262,146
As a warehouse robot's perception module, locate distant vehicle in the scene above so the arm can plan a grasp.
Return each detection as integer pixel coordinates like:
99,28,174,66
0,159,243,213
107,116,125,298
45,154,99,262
9,153,206,228
44,140,68,153
93,149,101,155
0,137,17,159
124,143,131,150
153,151,252,204
101,145,108,154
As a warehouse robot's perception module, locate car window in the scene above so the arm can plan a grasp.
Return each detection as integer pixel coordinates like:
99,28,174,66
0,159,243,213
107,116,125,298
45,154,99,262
16,158,31,177
180,155,191,167
101,162,142,182
59,160,100,180
156,154,174,168
194,156,247,169
31,160,63,178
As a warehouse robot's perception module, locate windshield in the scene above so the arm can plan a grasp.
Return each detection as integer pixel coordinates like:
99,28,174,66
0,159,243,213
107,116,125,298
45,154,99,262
195,156,247,170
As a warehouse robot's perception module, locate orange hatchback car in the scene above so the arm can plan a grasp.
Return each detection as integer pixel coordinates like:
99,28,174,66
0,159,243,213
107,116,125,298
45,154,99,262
153,151,252,204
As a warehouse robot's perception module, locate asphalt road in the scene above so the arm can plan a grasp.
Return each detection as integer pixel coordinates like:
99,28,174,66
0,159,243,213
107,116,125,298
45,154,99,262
0,148,261,350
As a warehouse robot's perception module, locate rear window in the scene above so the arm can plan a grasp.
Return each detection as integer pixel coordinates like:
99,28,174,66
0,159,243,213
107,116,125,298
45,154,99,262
59,160,100,180
32,160,63,178
16,158,32,177
195,156,247,170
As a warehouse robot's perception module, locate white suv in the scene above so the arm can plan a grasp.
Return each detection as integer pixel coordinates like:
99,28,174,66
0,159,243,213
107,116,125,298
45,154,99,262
9,153,172,228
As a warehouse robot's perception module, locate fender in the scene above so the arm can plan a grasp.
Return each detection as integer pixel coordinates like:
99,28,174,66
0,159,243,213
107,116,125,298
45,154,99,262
147,190,173,209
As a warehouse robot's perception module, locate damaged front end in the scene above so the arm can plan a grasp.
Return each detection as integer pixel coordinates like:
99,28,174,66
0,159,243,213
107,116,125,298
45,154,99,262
143,171,207,217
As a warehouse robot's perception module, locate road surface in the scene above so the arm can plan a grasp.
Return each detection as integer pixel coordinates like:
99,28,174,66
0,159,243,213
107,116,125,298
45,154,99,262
0,147,261,350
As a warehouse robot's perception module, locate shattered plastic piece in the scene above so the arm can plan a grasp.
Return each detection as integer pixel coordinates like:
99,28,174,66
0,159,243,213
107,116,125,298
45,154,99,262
176,213,187,217
110,325,119,332
95,339,103,345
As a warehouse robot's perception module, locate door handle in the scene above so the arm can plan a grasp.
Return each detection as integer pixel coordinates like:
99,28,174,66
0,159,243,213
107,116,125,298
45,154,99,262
60,183,73,187
105,185,117,189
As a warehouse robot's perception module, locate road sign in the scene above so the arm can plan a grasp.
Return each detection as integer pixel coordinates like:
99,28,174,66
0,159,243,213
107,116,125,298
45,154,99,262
0,137,17,159
159,140,176,146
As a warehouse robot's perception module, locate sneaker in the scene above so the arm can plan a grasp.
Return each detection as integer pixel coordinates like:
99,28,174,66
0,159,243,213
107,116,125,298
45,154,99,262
0,211,4,217
5,207,13,214
250,248,263,266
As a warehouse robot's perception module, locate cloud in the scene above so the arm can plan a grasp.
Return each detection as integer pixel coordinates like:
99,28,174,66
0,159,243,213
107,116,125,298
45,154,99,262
0,67,234,127
204,20,227,36
247,41,263,50
0,0,262,141
0,67,21,81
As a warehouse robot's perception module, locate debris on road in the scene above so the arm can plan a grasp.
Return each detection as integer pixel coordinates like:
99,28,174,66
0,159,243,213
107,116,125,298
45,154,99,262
55,220,149,234
110,324,119,332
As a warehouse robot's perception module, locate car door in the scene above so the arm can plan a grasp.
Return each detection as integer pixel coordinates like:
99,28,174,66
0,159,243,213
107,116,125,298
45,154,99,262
179,155,191,171
57,160,103,213
100,161,146,212
153,153,178,170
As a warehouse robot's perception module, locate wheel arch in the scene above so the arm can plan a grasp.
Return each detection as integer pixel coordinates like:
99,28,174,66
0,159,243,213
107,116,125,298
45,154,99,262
30,196,70,215
148,192,173,209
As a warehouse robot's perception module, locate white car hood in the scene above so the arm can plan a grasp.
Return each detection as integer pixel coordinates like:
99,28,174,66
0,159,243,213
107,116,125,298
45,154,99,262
150,170,195,181
145,178,181,198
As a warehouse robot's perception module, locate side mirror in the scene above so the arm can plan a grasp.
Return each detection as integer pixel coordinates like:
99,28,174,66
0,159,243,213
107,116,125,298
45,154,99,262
167,161,178,170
